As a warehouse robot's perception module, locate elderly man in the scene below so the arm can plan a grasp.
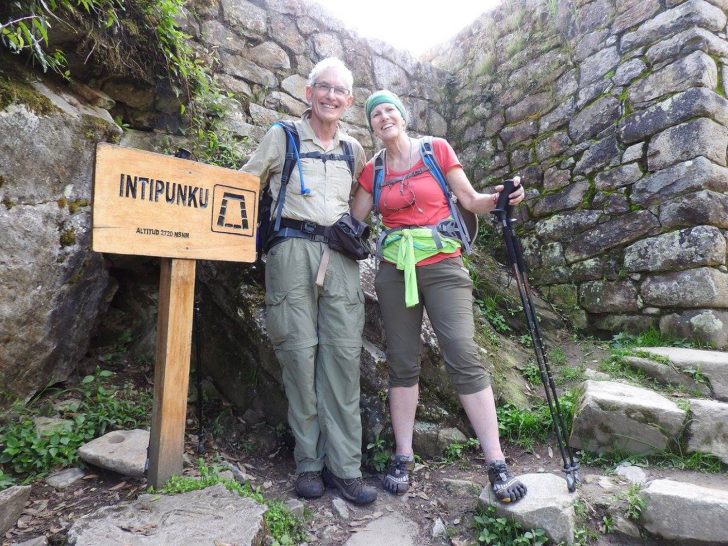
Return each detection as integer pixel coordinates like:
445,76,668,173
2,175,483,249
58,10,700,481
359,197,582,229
242,57,376,505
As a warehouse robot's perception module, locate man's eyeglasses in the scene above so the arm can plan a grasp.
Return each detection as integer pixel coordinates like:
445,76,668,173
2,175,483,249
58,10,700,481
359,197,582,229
312,82,350,97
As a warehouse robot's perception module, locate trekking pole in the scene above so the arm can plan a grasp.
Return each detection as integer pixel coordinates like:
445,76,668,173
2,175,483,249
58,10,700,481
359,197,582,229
174,148,206,455
491,179,580,492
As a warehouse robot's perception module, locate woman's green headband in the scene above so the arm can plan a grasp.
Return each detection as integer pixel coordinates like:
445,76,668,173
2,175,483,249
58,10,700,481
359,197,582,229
365,90,407,129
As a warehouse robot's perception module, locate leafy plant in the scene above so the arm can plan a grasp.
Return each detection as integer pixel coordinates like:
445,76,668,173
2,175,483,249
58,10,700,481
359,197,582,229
0,368,151,480
158,460,306,546
473,505,548,545
0,468,16,490
476,295,510,334
442,437,480,463
600,515,614,534
522,359,541,385
623,483,645,521
497,390,577,451
365,433,392,473
518,333,533,347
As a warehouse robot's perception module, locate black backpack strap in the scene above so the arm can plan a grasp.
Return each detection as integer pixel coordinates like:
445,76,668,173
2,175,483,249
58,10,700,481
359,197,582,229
340,140,355,175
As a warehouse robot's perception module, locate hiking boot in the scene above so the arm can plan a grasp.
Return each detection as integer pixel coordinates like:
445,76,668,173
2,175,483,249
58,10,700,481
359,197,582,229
382,454,414,495
295,471,324,499
322,466,377,505
487,460,527,504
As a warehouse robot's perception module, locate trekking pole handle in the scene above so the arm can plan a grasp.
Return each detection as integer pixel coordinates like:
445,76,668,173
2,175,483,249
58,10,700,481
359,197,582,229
493,178,516,215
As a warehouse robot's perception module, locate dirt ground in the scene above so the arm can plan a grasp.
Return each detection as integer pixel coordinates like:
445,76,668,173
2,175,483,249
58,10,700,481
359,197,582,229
7,333,725,546
2,430,565,546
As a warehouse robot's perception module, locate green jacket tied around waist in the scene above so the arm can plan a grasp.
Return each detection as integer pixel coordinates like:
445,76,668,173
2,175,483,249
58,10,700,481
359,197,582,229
381,227,461,307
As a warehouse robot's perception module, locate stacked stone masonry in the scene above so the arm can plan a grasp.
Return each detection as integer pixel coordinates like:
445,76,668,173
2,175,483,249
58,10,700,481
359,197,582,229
190,0,728,347
3,0,728,403
428,0,728,348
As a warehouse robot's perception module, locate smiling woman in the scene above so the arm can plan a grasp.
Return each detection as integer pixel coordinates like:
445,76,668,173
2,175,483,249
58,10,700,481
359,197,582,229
312,0,502,55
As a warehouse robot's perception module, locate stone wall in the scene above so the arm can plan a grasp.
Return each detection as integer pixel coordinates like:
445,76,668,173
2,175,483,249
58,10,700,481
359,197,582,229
113,0,449,155
429,0,728,348
3,0,728,407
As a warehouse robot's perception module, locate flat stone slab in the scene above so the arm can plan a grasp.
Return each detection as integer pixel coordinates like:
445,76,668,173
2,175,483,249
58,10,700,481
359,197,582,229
570,380,686,455
66,483,267,545
640,347,728,401
78,429,149,477
621,355,711,396
0,485,32,535
45,467,85,489
641,478,728,544
343,512,420,546
479,473,576,545
687,398,728,464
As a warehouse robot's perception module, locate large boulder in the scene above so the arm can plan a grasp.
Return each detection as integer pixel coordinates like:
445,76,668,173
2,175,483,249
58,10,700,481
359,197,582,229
0,62,120,407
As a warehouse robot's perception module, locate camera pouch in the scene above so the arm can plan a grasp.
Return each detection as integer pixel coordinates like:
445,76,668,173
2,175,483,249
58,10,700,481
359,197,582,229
325,213,372,261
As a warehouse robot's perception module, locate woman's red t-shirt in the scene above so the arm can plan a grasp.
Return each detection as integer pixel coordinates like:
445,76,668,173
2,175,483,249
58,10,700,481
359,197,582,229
358,137,463,266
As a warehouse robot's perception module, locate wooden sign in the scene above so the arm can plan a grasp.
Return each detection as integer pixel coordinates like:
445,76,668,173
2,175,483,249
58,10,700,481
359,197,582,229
91,143,260,488
92,143,259,262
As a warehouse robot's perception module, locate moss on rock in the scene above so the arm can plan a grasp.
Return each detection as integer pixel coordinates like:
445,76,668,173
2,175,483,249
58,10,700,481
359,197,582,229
0,76,59,116
60,228,77,247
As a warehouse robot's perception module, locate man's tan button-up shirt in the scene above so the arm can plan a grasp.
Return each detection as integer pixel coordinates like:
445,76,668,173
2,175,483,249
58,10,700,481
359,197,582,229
242,112,366,227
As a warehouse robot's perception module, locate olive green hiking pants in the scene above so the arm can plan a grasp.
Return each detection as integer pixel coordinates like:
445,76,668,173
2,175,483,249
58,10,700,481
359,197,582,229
265,238,365,478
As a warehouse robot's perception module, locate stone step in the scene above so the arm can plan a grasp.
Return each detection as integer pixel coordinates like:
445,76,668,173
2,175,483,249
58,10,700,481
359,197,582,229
641,478,728,544
570,380,686,455
639,347,728,401
67,483,266,545
479,473,577,545
686,398,728,464
569,380,728,464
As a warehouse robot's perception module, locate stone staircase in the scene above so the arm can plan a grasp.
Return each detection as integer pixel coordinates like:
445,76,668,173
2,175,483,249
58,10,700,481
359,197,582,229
481,347,728,545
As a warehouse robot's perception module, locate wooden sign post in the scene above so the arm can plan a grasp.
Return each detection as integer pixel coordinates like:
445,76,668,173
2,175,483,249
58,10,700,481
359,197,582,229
92,143,259,488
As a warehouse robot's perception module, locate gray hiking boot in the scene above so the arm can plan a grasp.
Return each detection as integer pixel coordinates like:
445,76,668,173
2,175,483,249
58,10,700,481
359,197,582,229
382,454,414,495
486,460,527,503
322,467,377,505
295,471,324,499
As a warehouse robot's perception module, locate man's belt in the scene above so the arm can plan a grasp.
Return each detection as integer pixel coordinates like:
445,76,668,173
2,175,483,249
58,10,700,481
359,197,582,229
270,218,329,245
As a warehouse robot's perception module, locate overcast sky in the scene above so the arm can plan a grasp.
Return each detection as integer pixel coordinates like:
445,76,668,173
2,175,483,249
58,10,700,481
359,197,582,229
311,0,503,56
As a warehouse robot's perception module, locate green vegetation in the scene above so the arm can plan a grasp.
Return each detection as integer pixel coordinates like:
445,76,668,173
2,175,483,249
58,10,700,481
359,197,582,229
473,505,548,545
505,36,527,59
497,390,577,451
59,227,77,246
623,483,645,521
600,329,698,385
1,0,209,95
1,0,246,168
157,460,307,546
476,295,511,334
364,432,392,473
0,368,151,482
522,359,541,385
0,75,59,114
442,437,480,464
578,449,724,474
0,469,15,489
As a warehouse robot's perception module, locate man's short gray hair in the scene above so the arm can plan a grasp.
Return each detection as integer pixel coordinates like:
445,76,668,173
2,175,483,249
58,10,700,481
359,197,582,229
308,57,354,91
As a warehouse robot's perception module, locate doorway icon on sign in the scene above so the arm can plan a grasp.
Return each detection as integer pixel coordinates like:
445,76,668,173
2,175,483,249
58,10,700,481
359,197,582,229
211,185,257,237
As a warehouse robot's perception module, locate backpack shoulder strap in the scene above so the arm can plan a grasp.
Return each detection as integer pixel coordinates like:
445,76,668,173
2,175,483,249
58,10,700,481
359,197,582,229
419,136,475,254
372,149,386,215
419,136,449,196
340,140,355,175
271,121,300,231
